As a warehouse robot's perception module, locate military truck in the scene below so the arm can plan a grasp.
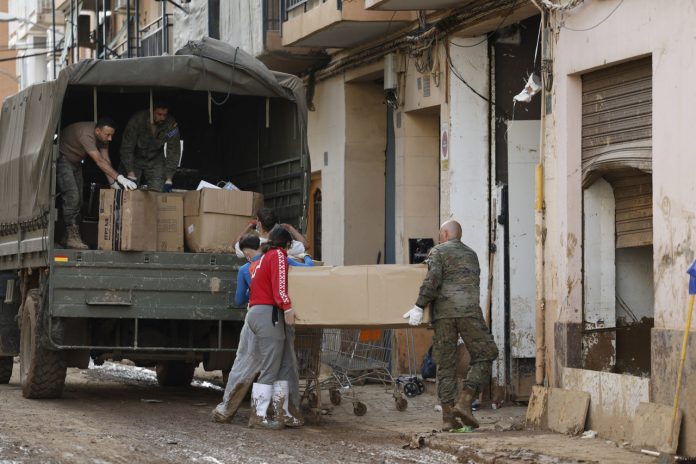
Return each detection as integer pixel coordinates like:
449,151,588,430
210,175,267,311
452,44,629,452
0,38,310,398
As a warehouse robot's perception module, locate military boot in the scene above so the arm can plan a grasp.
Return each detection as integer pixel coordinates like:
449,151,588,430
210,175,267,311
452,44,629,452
441,403,461,431
452,387,479,429
65,224,89,250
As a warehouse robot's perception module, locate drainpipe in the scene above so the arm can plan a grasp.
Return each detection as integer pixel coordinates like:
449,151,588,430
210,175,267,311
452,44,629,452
534,8,547,386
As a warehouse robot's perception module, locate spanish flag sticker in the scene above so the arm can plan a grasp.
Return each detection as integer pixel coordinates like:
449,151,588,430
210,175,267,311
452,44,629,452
54,255,68,263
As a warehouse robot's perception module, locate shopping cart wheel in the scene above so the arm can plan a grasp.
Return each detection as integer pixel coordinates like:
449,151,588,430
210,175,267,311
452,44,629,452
395,396,408,412
353,402,367,416
404,382,419,398
329,389,342,406
416,379,425,395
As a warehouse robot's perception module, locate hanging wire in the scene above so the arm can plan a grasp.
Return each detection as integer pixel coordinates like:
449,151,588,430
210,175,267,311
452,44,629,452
448,0,519,49
561,0,624,31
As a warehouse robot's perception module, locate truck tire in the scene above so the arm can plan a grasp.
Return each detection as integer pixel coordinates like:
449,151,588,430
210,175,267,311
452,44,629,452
155,361,195,387
0,356,13,384
20,290,67,399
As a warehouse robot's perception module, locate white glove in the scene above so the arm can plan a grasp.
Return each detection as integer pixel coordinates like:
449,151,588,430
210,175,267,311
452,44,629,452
116,174,137,191
402,305,423,326
110,180,121,190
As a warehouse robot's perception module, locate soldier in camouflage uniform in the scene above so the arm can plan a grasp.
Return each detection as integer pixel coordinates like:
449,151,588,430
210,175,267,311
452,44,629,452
404,220,498,431
120,100,181,192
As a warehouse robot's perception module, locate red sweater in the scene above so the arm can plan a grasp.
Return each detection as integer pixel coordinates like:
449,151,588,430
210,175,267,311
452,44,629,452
249,248,292,311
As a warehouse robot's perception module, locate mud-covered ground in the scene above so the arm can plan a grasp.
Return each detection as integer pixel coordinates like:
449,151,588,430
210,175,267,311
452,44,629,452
0,359,657,463
0,359,459,464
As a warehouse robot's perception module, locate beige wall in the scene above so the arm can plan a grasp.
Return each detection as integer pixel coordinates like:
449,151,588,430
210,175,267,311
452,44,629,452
344,81,386,265
545,1,696,451
394,109,439,264
0,0,18,102
545,0,696,334
308,75,345,265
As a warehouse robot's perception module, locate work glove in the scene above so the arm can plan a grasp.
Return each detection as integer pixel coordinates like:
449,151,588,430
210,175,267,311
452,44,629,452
110,180,121,190
284,308,296,326
163,180,173,193
116,174,137,191
403,305,423,326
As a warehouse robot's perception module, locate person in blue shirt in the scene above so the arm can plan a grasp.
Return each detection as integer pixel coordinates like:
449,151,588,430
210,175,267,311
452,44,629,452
235,234,315,307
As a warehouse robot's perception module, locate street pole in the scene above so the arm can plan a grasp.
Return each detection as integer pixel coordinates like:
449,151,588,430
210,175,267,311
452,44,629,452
52,0,56,78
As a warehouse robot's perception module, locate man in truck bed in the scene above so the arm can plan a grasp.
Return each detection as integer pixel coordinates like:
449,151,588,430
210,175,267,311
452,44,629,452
58,118,137,249
120,100,181,192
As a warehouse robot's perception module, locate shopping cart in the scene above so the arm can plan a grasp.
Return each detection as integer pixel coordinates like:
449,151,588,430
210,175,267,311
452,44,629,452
294,328,324,422
319,328,412,416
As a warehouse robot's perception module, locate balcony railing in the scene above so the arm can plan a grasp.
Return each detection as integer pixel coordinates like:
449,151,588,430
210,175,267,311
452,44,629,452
286,0,309,12
139,14,173,57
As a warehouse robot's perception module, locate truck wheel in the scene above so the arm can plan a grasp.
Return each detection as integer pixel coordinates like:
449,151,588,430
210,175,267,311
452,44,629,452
0,356,13,384
155,361,195,387
20,290,67,398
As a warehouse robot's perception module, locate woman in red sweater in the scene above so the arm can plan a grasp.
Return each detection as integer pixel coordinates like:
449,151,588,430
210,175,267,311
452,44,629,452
246,225,303,429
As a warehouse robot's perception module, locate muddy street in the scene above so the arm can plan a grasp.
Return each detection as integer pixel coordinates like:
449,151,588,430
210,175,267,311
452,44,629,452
0,360,456,464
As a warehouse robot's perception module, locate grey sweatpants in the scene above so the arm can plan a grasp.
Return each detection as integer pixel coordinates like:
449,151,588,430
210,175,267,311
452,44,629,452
246,305,295,385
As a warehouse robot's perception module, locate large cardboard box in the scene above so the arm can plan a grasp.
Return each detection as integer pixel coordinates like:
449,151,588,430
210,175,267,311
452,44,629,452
183,189,264,217
98,190,158,251
155,194,184,252
184,214,253,253
289,264,432,328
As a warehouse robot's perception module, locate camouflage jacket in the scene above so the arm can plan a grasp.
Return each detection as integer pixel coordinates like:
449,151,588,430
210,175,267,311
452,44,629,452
415,239,481,320
120,109,181,179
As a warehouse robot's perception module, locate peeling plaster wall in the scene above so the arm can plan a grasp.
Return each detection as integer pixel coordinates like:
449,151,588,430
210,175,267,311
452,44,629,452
173,1,208,52
563,368,649,443
440,36,490,308
220,1,264,57
547,0,696,453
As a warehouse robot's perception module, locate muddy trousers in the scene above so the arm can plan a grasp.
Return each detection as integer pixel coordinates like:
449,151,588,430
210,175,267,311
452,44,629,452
214,309,300,420
56,156,83,225
433,312,499,404
246,305,296,385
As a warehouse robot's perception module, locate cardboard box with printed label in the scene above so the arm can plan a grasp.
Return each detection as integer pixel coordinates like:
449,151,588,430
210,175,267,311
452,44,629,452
98,190,158,251
289,264,432,328
155,194,184,252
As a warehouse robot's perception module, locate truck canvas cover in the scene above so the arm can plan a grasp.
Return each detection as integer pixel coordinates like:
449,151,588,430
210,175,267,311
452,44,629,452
0,37,309,232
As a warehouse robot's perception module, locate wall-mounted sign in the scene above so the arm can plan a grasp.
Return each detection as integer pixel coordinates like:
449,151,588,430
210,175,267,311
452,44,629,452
440,122,449,171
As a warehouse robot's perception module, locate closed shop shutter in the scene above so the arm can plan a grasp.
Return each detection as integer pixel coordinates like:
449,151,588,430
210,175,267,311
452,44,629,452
581,57,652,188
605,170,652,248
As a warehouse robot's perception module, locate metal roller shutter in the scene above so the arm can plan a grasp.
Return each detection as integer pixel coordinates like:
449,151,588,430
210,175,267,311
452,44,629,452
582,57,653,247
581,57,652,188
605,170,652,248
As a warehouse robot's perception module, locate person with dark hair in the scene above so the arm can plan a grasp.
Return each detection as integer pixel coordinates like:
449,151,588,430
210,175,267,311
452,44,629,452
212,231,312,425
234,234,262,307
57,118,136,249
234,207,308,259
244,224,303,429
120,98,181,192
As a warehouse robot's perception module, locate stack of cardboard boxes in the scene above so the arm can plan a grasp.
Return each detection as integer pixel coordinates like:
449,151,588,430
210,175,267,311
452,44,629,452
97,188,263,253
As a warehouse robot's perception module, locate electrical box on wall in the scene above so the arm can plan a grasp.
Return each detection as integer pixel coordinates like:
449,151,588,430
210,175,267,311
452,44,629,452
384,53,397,91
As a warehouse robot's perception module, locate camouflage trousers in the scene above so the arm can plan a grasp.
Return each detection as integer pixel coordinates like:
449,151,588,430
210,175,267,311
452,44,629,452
56,156,83,225
124,155,166,192
433,312,499,404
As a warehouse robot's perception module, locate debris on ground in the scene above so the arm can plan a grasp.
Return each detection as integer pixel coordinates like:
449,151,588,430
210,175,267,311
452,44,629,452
582,430,598,439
